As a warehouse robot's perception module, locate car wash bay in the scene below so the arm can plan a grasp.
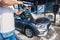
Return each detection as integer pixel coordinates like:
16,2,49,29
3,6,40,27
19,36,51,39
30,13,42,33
14,0,60,40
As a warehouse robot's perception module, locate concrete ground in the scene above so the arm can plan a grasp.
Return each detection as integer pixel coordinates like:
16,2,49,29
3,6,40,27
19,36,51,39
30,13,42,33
15,25,60,40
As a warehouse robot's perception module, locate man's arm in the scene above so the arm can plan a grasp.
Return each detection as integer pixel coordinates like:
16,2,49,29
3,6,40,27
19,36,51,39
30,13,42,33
0,0,23,6
0,0,1,2
14,1,23,4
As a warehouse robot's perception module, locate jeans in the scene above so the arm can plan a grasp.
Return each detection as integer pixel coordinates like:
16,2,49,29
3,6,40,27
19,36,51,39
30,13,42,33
0,30,16,40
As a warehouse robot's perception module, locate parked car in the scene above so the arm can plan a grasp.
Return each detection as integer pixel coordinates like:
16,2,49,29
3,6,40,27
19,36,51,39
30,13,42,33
14,10,51,38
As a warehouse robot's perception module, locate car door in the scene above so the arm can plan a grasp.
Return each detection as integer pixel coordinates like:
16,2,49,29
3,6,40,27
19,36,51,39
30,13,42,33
15,15,24,31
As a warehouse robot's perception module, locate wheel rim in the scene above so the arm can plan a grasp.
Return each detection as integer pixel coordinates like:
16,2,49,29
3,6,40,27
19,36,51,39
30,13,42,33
25,29,33,37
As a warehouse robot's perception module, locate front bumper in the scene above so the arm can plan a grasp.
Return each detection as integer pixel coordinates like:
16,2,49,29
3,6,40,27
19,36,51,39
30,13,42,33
37,29,48,36
36,24,50,37
37,22,51,36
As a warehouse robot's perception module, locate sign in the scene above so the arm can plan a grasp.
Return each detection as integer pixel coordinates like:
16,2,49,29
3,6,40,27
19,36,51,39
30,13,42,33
37,5,45,13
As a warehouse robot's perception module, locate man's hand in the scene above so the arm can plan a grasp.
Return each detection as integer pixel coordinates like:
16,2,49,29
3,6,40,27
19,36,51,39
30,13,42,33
15,11,23,15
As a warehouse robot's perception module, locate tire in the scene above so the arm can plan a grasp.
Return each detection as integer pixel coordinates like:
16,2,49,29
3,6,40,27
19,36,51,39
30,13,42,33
24,28,33,38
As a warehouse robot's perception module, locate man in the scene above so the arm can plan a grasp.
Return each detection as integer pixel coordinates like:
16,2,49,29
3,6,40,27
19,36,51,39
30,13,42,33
53,4,59,25
0,0,23,40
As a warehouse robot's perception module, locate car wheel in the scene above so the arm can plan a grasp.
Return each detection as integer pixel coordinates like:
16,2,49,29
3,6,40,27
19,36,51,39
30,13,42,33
24,28,33,38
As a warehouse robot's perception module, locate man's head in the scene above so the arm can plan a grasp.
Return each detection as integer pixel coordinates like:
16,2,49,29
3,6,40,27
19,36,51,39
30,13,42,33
53,4,59,14
23,5,28,10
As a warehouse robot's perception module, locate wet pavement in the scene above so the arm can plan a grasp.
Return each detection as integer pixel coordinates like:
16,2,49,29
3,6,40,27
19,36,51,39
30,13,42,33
15,25,60,40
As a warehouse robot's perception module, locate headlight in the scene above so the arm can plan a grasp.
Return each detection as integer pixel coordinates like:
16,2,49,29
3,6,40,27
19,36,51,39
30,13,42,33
40,25,45,28
36,24,47,30
32,23,47,30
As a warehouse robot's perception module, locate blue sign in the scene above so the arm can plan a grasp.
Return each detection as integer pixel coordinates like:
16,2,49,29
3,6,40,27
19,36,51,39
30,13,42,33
37,5,45,13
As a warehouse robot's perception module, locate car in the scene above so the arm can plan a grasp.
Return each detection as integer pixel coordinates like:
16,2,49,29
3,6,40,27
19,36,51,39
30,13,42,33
14,10,51,38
